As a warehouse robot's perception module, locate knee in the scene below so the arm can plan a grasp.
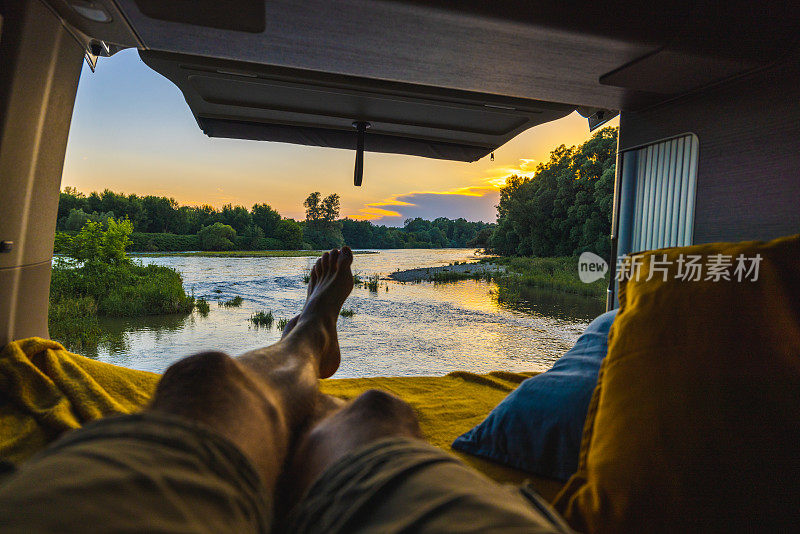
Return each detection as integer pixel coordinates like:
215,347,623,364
350,390,420,433
151,351,244,411
159,351,238,390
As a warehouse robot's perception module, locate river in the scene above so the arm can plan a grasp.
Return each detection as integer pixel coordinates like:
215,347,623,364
91,249,605,377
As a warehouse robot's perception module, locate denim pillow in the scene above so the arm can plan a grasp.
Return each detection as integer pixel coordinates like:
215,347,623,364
452,309,617,481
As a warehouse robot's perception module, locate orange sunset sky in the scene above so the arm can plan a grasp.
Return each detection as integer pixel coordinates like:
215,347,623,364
62,49,618,225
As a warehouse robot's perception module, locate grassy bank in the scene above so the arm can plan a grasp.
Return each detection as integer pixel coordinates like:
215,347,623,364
490,256,607,299
50,219,196,351
426,256,608,300
135,250,378,258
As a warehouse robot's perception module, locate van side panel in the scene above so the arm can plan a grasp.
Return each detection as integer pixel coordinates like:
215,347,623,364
0,0,83,346
618,51,800,244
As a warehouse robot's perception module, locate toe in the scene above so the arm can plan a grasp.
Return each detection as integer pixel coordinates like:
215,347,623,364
338,246,353,268
329,249,340,269
321,252,330,272
308,268,318,289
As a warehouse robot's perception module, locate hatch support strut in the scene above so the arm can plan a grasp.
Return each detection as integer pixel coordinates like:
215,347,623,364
353,121,370,186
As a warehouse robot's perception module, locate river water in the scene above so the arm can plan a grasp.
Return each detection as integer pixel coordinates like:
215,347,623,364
92,249,605,377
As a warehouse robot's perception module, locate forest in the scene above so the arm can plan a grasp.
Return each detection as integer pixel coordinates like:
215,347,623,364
55,188,493,251
56,126,615,255
490,127,617,258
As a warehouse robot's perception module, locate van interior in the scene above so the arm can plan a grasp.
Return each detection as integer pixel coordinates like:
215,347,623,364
1,1,799,531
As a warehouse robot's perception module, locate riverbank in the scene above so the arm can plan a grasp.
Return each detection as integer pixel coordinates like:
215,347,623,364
389,262,505,282
390,256,607,299
133,250,379,258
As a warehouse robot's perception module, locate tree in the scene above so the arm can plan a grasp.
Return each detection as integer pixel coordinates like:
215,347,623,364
303,192,343,249
490,126,617,257
321,194,340,222
198,222,237,250
275,219,303,249
303,192,323,222
251,203,281,237
221,204,252,234
141,195,179,233
62,208,114,231
240,224,265,249
57,188,88,226
59,218,133,266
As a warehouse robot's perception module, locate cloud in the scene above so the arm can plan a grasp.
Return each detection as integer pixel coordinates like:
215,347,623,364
354,186,499,225
350,157,541,225
483,158,540,188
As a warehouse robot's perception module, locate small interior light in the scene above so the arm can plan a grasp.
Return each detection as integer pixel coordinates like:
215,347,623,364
69,1,112,23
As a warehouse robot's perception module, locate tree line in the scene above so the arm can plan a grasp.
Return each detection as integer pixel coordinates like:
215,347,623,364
57,126,615,255
56,188,494,251
490,127,616,258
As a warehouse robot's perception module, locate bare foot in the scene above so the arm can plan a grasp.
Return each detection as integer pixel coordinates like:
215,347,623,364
287,247,354,378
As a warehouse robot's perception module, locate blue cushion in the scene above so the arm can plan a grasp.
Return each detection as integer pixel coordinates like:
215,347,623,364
452,309,618,481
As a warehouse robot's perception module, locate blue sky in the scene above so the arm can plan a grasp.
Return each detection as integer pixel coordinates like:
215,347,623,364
62,49,616,225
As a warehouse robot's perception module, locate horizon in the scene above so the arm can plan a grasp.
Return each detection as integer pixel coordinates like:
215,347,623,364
62,49,617,227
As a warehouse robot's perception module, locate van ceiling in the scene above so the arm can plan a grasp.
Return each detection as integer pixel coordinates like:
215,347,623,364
44,0,799,159
139,51,575,161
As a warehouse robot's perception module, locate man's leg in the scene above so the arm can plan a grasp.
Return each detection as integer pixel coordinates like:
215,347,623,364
281,389,574,534
148,246,355,494
0,248,354,533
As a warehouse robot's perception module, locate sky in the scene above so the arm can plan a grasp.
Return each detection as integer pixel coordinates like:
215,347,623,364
62,49,617,226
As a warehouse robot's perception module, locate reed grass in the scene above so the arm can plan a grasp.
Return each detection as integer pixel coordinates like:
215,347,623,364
221,295,244,307
250,310,274,327
195,298,210,315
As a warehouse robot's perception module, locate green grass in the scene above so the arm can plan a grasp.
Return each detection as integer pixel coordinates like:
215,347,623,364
49,261,197,351
340,308,356,317
417,256,608,300
276,317,290,330
488,256,607,299
136,250,378,258
50,262,195,317
48,296,103,351
428,269,495,283
250,310,274,327
220,295,244,307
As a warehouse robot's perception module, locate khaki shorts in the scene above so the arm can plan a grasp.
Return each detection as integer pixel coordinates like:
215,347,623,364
0,413,571,533
284,437,573,534
0,413,271,533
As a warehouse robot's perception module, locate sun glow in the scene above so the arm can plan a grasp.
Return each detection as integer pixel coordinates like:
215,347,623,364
352,158,544,221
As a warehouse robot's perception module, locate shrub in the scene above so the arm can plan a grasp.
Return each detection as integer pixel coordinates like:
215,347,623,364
51,262,195,317
50,219,195,333
56,218,133,266
198,223,237,250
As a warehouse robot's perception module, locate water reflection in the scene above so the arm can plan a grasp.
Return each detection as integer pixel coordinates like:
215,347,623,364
495,284,606,322
88,250,602,377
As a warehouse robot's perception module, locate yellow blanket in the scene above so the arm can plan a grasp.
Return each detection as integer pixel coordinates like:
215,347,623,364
0,338,564,499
